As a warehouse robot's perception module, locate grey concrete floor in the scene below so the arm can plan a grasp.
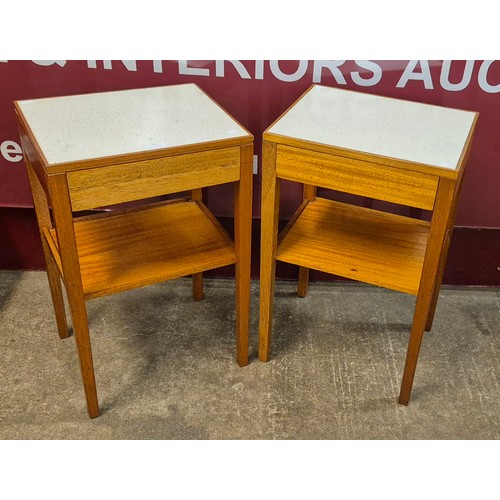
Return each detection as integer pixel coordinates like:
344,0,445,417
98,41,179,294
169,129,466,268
1,270,499,439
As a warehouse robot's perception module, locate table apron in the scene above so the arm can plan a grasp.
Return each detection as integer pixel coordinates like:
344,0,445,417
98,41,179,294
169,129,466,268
276,144,439,211
66,146,241,211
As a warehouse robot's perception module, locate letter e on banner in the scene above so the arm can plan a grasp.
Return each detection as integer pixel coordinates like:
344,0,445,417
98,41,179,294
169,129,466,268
1,141,23,162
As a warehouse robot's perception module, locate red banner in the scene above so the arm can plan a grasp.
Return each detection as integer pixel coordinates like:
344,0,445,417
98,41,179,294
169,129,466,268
1,60,499,227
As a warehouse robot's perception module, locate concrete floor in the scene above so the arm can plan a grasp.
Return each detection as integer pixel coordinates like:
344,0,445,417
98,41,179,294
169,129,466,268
1,270,499,439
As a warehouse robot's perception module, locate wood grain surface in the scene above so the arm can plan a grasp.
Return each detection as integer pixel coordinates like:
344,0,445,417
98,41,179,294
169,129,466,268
276,145,439,211
67,147,241,211
47,200,236,300
276,197,430,295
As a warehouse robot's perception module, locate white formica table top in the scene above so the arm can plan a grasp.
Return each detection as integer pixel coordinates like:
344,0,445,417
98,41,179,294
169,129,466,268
16,84,251,166
266,85,477,171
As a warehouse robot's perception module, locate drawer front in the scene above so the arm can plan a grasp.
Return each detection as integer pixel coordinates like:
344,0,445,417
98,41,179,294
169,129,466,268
276,145,439,211
67,147,241,211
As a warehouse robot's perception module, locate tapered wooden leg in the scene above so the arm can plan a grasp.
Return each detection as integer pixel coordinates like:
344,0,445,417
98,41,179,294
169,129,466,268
425,229,451,331
191,188,203,202
399,177,456,405
190,189,205,301
45,250,69,339
66,287,99,418
425,289,437,333
297,184,316,298
234,144,253,367
192,273,204,301
259,141,280,362
25,159,69,339
50,174,99,418
425,177,463,332
297,267,310,298
399,291,435,405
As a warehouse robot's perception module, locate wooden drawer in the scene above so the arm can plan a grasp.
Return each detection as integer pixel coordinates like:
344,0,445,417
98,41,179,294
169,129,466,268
67,146,241,211
276,145,439,211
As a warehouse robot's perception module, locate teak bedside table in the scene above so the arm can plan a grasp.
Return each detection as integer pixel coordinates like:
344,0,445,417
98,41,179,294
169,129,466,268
15,84,253,418
258,85,478,404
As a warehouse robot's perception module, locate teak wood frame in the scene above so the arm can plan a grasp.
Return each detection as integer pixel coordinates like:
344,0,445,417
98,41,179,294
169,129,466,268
258,111,478,405
16,101,253,419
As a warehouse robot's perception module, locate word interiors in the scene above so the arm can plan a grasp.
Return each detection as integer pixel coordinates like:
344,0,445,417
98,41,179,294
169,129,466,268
2,60,500,93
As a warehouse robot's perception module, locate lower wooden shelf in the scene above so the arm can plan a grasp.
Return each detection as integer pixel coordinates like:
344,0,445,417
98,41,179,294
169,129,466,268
276,197,430,295
45,199,236,300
